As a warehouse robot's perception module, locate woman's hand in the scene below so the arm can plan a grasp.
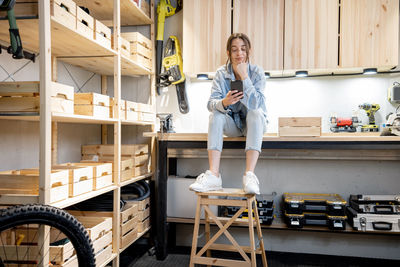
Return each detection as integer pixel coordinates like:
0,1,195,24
222,90,243,108
233,62,248,80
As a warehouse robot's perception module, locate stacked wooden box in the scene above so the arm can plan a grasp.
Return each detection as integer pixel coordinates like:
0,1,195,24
0,168,69,204
74,92,111,118
81,144,149,182
0,81,74,115
278,117,322,137
63,162,113,190
134,197,151,233
125,100,155,123
53,164,93,197
121,32,152,70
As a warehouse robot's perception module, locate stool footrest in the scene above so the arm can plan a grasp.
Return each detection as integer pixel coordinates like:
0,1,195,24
208,243,263,254
192,256,251,267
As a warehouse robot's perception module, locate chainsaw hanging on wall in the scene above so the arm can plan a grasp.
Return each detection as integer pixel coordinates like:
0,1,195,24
0,0,35,61
158,35,189,114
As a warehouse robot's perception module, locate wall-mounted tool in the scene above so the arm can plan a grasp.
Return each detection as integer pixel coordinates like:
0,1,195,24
158,36,189,114
329,114,360,132
359,103,380,132
0,0,35,62
156,0,182,95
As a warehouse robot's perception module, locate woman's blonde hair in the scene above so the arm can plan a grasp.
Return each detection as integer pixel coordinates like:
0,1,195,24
226,33,251,67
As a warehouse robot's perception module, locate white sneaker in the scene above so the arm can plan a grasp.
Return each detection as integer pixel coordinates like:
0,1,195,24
243,171,260,194
189,170,222,192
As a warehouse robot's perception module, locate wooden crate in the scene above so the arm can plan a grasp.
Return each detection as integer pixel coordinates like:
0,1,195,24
52,164,93,197
278,117,322,137
121,228,138,249
121,32,152,49
0,168,69,204
125,101,155,122
62,244,112,267
121,214,139,236
130,197,150,211
74,216,112,242
51,0,77,31
94,19,111,49
130,42,152,59
82,144,149,158
74,104,110,118
137,216,150,233
112,36,131,58
131,53,152,70
74,92,110,106
0,81,74,114
64,162,113,190
76,6,94,39
137,206,150,222
134,164,149,177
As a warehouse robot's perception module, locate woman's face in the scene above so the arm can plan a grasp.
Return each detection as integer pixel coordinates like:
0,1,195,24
228,38,247,66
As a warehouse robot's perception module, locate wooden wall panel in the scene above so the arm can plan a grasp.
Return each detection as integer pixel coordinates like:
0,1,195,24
340,0,399,69
284,0,339,70
183,0,231,74
233,0,284,72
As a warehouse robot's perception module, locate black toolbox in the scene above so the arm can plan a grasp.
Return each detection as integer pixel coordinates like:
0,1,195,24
283,193,347,216
284,211,347,230
349,194,400,214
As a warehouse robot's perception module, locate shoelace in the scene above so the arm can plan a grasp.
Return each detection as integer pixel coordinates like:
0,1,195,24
196,173,207,184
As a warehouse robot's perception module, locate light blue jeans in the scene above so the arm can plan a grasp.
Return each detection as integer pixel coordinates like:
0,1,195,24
208,109,266,153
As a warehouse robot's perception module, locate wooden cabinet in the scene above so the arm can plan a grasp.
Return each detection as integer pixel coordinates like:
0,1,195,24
284,0,339,71
233,0,284,73
182,0,231,74
340,0,399,70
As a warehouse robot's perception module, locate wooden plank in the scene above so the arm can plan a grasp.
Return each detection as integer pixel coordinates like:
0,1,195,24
120,228,138,249
233,0,284,71
0,81,39,95
92,231,113,254
75,93,110,106
192,256,250,267
279,117,321,127
197,188,253,198
94,174,113,190
75,216,113,241
68,178,93,197
340,0,399,69
183,0,231,73
279,126,321,137
284,0,339,70
73,0,152,26
53,164,93,183
74,105,110,118
121,215,139,236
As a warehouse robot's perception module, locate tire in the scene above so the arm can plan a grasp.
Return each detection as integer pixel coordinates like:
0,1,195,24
0,204,96,267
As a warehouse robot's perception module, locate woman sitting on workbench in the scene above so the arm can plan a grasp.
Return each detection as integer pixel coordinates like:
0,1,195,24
189,33,267,194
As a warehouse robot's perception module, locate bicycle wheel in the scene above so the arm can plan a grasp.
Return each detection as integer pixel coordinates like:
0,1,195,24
0,204,96,267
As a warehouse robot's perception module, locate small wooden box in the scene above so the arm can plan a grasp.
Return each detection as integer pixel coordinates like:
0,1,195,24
0,168,69,204
74,216,112,241
121,32,152,49
51,0,77,30
131,53,152,70
53,164,93,197
94,19,111,49
62,243,112,267
74,93,111,118
137,216,150,233
131,197,150,211
0,81,74,114
130,42,152,59
278,117,322,137
64,162,113,190
137,206,150,221
76,6,94,39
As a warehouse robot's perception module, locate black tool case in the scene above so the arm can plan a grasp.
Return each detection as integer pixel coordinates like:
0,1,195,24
347,206,400,232
349,194,400,214
284,211,347,230
283,193,347,216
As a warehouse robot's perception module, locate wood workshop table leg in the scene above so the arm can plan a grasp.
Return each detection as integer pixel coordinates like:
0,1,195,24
156,140,168,260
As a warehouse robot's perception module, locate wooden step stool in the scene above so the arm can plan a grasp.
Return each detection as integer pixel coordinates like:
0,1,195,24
189,188,268,267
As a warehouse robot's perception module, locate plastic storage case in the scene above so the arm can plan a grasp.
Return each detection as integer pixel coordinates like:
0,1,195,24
283,193,347,216
284,211,347,230
349,194,400,214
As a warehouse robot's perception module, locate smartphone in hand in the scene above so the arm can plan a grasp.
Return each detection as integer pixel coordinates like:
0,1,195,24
230,80,243,92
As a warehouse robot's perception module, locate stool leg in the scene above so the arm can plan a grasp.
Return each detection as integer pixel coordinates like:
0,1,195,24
253,197,268,267
190,195,202,267
248,197,256,267
205,203,211,266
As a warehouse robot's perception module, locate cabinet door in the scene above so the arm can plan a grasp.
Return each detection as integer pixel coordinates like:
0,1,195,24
340,0,399,69
233,0,284,72
183,0,231,74
284,0,339,70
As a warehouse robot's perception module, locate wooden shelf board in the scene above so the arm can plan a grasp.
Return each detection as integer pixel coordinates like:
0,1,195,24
167,217,400,236
120,172,154,187
58,55,152,76
0,194,39,205
0,113,119,124
0,18,116,57
98,253,117,267
119,226,151,253
74,0,153,26
144,132,400,142
122,119,155,126
54,185,118,209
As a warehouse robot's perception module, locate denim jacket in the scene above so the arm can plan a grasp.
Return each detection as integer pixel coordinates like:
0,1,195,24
207,63,267,130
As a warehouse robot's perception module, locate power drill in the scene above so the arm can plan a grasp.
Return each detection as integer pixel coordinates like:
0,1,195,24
358,103,380,132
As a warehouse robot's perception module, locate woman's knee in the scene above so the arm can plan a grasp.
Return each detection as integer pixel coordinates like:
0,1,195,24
246,109,264,123
209,111,226,126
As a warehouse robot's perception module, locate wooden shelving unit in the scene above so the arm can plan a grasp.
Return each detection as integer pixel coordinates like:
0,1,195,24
0,0,156,266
